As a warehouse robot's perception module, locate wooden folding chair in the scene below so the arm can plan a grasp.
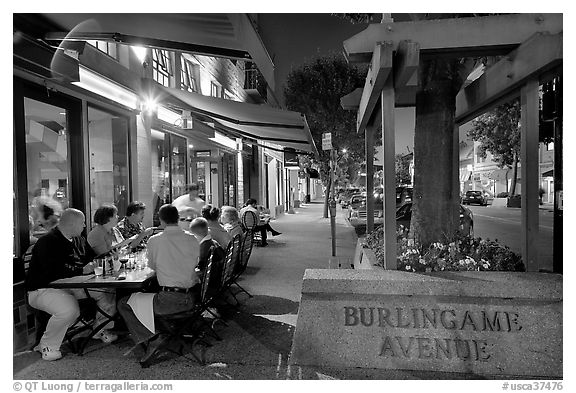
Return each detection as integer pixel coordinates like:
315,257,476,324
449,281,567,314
140,248,219,368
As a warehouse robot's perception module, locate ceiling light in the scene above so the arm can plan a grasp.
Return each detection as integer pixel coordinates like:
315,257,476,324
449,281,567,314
132,46,148,64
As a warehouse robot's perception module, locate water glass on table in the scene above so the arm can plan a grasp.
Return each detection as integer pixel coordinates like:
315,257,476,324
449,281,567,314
94,258,104,277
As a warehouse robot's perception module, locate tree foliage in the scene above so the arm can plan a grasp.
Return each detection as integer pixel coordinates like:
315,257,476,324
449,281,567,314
284,55,367,184
395,154,412,186
467,99,521,168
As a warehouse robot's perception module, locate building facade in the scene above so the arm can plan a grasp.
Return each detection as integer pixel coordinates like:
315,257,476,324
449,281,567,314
13,14,312,352
459,138,554,200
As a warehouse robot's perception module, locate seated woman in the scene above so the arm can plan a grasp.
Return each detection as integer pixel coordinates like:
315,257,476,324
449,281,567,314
220,206,243,240
201,205,232,249
88,204,139,256
116,201,155,251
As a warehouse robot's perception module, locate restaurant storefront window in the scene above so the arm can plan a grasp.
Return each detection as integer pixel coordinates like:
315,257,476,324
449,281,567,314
87,106,130,222
222,152,237,207
13,79,83,258
151,129,188,225
23,98,71,250
171,135,187,200
191,151,211,202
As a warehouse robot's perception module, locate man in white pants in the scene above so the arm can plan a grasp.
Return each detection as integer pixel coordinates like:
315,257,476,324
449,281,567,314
25,208,117,361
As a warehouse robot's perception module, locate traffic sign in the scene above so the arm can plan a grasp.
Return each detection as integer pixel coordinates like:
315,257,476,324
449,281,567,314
322,132,332,150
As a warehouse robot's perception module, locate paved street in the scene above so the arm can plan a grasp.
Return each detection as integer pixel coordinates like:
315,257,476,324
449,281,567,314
469,205,556,271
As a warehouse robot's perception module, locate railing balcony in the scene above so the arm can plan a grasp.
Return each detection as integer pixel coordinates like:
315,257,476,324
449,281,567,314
244,63,267,103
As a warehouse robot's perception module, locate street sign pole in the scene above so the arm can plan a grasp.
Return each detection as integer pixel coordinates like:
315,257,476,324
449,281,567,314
330,148,337,257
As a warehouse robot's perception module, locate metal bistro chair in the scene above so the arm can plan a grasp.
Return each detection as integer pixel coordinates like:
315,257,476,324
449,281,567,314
241,209,262,245
216,234,242,306
140,248,219,368
227,229,255,303
220,234,242,290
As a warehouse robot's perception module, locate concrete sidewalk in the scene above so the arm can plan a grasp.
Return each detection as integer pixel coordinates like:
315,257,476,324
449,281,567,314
13,200,364,380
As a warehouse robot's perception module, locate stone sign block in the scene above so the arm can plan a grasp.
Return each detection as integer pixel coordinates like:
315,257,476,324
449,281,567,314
290,270,562,378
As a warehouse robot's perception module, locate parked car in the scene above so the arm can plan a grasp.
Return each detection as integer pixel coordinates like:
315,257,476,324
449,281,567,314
348,196,384,227
395,202,474,237
340,189,361,208
347,194,366,211
396,186,413,207
462,190,488,206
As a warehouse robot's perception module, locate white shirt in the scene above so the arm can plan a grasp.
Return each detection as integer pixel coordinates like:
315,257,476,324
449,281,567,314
172,194,205,218
239,205,262,228
146,225,200,288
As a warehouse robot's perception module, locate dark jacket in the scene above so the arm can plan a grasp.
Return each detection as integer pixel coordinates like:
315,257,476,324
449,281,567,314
197,238,225,295
25,227,96,291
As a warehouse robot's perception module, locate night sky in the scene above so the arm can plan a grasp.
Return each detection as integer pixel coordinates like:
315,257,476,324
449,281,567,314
258,13,415,154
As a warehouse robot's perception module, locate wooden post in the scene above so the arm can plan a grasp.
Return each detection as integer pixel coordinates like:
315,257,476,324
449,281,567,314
553,76,562,274
365,124,375,233
520,79,540,272
454,123,461,226
381,77,396,270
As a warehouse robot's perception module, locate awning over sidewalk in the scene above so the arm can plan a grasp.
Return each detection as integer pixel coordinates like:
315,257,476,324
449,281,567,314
157,86,318,156
40,13,275,90
459,170,471,182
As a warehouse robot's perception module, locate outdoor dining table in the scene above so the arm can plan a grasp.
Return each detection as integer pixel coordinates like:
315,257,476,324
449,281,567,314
48,267,156,355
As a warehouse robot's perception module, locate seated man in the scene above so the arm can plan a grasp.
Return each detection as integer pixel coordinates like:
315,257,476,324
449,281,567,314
189,217,225,273
239,198,281,247
189,217,225,319
117,204,201,363
25,208,117,361
116,201,155,251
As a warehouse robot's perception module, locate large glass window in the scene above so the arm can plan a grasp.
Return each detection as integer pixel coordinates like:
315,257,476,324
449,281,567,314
152,49,173,87
151,129,169,226
211,81,221,98
87,106,130,221
180,57,198,93
150,130,187,225
24,98,70,238
192,151,211,202
222,153,236,207
86,40,118,59
171,134,187,200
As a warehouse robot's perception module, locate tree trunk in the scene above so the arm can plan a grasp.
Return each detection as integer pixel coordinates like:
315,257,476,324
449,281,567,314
305,173,310,203
410,58,462,247
510,152,518,195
